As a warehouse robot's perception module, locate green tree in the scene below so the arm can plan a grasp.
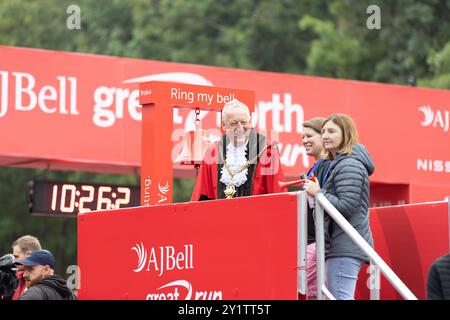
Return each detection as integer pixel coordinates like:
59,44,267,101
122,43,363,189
418,40,450,89
299,14,366,79
299,0,450,86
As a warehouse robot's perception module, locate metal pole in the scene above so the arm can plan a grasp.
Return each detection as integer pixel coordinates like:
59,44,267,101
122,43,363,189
297,191,308,296
369,261,380,300
315,197,326,300
322,285,336,300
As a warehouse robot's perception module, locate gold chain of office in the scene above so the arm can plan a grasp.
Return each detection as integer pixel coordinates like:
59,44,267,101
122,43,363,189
219,142,275,179
219,142,276,198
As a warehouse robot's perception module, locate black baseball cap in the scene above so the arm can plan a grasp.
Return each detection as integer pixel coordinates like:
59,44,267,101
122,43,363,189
15,250,55,269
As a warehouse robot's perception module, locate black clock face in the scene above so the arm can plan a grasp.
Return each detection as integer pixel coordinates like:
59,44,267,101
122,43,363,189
27,180,140,216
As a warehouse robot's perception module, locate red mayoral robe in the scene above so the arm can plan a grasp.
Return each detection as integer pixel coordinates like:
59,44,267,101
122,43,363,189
191,134,285,201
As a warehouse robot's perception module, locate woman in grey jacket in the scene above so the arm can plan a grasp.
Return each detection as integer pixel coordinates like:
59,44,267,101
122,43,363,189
304,113,374,300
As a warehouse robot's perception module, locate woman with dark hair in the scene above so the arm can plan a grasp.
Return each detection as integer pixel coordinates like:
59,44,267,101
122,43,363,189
304,113,374,300
301,117,331,299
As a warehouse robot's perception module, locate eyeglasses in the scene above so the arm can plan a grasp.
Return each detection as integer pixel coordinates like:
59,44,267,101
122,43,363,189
227,120,249,128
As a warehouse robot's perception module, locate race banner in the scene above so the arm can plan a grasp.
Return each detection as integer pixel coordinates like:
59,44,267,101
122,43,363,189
1,45,449,202
77,192,298,299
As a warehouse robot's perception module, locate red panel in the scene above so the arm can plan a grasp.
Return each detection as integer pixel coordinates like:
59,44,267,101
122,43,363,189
370,183,409,207
78,193,298,300
356,201,449,300
409,184,450,203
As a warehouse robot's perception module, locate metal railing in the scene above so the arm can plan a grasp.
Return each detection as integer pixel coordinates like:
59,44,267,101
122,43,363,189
296,191,417,300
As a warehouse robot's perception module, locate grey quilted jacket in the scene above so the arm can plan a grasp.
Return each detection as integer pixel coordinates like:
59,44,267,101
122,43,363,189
320,144,374,263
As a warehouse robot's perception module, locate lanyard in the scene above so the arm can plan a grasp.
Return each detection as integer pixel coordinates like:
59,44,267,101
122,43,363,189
307,159,323,178
307,159,331,187
322,164,332,187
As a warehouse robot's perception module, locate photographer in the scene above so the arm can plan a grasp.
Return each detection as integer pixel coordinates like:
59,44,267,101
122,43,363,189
0,254,19,300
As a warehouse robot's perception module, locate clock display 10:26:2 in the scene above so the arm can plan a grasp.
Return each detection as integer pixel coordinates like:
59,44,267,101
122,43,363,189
51,183,133,213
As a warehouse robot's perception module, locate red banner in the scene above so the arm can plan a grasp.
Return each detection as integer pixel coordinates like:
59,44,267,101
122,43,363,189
1,45,449,202
78,193,298,299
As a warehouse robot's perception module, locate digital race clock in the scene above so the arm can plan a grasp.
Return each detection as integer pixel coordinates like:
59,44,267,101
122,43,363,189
27,180,140,216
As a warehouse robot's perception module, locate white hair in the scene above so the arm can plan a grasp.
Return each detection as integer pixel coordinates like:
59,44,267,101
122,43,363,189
221,99,251,123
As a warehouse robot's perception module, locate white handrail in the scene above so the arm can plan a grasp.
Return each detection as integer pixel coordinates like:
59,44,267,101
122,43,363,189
315,192,417,300
369,261,381,300
322,285,336,300
314,199,327,300
297,192,308,296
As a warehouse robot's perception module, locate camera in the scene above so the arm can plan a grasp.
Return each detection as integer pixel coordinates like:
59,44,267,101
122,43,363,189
0,254,19,300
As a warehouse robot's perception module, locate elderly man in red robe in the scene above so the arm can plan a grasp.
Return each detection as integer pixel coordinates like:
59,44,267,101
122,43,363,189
191,99,284,200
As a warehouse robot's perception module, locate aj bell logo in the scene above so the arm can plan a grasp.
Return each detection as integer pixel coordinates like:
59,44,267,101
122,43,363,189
419,105,449,132
131,242,148,272
131,243,194,276
158,181,169,204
